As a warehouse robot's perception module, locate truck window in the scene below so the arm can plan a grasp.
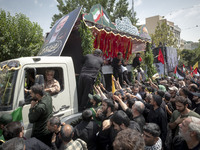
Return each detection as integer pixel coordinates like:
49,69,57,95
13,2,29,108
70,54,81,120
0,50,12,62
24,67,64,102
0,61,19,111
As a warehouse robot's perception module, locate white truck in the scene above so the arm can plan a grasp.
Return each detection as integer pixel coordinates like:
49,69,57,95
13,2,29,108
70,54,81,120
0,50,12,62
0,56,81,137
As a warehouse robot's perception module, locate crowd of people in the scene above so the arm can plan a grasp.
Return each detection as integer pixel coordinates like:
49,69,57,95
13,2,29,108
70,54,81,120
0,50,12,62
0,49,200,150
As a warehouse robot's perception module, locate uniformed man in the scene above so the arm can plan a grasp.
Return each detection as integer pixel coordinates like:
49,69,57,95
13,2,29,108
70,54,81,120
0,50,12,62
28,84,53,146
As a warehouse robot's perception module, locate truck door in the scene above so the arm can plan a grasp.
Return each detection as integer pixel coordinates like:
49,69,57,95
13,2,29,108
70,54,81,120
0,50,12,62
21,64,72,138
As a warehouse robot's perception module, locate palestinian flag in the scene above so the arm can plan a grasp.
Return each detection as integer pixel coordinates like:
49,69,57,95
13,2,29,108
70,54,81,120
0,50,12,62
92,8,101,22
193,68,200,76
174,66,185,79
183,64,186,72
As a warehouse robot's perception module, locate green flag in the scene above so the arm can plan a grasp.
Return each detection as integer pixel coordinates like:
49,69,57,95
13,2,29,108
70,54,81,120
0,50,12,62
11,107,23,122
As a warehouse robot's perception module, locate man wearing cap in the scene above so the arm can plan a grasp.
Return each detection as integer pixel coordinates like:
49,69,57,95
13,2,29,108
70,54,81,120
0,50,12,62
149,78,166,92
78,49,103,112
169,86,178,98
88,94,102,126
147,95,168,145
168,86,179,111
192,92,200,115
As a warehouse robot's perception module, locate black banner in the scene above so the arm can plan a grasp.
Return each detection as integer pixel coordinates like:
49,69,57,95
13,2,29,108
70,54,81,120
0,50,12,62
38,6,82,56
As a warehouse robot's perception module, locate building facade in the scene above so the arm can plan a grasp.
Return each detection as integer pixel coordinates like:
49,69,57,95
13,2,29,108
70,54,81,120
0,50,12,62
145,15,181,48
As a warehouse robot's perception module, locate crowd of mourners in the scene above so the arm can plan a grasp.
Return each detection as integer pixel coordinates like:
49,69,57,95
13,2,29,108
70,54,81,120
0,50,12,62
0,49,200,150
1,73,200,150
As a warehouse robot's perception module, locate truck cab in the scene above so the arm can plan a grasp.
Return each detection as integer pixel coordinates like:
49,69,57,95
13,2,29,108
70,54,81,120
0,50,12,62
0,56,81,137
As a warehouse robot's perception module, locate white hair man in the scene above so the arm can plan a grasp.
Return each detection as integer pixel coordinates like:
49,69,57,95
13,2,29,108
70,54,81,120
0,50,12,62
44,69,60,95
179,116,200,149
132,101,146,130
173,116,200,150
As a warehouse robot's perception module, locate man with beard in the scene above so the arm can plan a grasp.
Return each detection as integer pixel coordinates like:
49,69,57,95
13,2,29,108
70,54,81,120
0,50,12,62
28,84,53,146
131,85,142,100
47,116,63,149
172,116,200,150
111,110,141,133
168,96,200,138
146,95,167,145
96,99,116,150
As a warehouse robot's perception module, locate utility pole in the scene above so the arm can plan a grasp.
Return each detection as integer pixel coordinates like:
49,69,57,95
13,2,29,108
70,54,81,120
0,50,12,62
132,0,134,18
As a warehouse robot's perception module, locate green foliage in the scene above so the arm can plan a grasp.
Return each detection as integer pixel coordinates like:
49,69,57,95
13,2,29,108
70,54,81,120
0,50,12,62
0,10,43,62
51,0,138,27
151,21,177,48
144,43,157,78
78,21,94,55
112,0,138,25
179,41,200,67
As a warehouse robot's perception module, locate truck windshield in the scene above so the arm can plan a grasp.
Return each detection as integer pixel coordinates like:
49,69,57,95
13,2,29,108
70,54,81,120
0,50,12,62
0,60,20,111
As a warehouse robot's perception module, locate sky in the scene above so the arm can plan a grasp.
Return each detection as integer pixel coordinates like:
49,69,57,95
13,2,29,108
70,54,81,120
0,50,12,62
0,0,200,42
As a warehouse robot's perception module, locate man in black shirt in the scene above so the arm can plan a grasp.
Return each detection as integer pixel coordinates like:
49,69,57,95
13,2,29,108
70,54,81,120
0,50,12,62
147,95,168,145
3,121,51,150
132,52,144,81
47,116,62,150
78,49,103,111
73,109,99,150
97,99,116,150
131,101,146,131
132,52,141,69
112,52,124,87
192,92,200,115
111,110,141,133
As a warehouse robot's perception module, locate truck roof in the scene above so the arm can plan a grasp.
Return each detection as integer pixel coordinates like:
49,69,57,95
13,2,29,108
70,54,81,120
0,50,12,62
1,56,73,67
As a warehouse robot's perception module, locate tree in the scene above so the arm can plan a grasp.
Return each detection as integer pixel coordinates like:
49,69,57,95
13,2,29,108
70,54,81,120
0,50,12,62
144,43,157,78
151,21,177,48
51,0,138,27
0,10,43,62
178,40,200,67
112,0,138,25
